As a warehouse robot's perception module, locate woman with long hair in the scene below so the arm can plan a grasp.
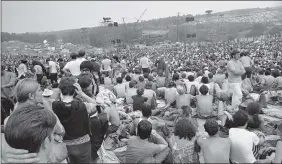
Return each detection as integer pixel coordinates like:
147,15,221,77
168,118,200,163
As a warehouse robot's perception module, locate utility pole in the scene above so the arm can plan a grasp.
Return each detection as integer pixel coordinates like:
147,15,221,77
122,17,128,43
177,12,180,42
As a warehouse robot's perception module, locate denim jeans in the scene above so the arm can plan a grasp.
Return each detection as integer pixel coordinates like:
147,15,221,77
228,82,242,111
66,141,91,163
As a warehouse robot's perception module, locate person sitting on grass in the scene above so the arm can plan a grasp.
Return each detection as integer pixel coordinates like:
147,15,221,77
136,76,146,89
125,81,137,105
195,85,214,118
125,120,169,163
197,119,231,163
113,77,126,98
132,88,148,111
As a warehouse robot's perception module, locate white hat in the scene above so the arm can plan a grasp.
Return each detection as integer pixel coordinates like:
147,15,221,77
42,89,53,97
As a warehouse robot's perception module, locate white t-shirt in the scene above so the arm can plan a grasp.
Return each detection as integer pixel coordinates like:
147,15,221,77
76,58,86,66
63,60,81,76
229,128,259,163
48,61,58,74
140,57,150,68
102,59,112,71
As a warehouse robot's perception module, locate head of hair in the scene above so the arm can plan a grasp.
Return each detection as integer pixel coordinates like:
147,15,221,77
230,50,240,58
233,110,249,127
197,71,203,77
116,77,123,84
148,75,154,81
78,74,92,89
258,69,264,75
208,73,213,79
15,78,39,103
145,82,152,89
139,76,144,82
52,82,59,88
265,70,271,76
135,68,141,74
70,53,77,59
5,105,57,153
59,77,75,96
143,73,149,79
181,73,186,79
141,104,152,118
78,50,85,57
272,69,280,78
172,73,180,81
129,81,136,88
125,75,131,82
201,76,209,84
204,119,219,136
80,61,94,72
174,118,196,140
137,120,152,140
157,70,163,76
168,82,176,88
136,88,144,96
181,106,192,117
188,75,194,82
247,102,261,116
199,85,209,95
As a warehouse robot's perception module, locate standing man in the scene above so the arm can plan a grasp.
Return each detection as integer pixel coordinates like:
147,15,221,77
101,55,112,76
155,56,166,75
63,53,80,77
227,50,246,111
1,65,16,125
76,50,87,66
140,54,151,74
240,51,254,78
46,57,59,84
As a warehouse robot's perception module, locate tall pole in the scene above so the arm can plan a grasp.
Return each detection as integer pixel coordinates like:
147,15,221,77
122,17,128,43
177,12,180,42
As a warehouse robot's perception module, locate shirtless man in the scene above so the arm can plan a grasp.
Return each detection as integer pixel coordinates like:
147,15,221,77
197,119,231,163
227,50,246,111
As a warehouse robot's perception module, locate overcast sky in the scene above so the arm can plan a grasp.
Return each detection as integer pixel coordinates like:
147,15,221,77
2,1,281,33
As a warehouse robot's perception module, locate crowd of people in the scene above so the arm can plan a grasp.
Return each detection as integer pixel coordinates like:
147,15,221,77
1,33,282,163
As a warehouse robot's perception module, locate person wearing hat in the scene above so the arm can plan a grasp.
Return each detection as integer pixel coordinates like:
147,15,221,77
227,50,246,112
